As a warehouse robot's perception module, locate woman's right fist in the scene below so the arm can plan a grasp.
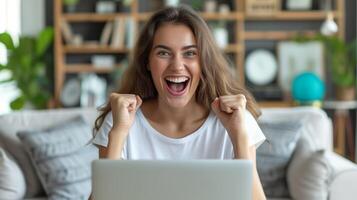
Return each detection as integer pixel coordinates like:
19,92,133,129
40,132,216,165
110,93,142,132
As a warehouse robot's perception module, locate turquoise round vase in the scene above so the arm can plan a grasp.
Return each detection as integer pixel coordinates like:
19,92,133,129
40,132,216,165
292,72,325,106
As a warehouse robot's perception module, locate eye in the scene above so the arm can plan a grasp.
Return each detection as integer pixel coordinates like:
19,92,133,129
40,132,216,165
183,50,197,57
157,51,170,57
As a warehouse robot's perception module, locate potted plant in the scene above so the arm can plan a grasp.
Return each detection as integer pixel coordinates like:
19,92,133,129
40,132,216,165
63,0,80,13
0,27,54,110
319,36,356,100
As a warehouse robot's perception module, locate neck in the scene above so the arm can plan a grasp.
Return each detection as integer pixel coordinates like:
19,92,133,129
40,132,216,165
143,97,209,127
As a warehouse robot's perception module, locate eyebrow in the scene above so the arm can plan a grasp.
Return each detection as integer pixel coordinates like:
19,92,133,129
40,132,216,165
153,45,198,51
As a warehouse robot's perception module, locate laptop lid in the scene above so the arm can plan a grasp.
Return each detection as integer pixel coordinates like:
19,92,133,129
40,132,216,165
92,160,253,200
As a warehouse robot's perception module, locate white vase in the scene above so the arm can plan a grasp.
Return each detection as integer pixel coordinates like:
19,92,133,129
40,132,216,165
213,28,228,49
164,0,179,7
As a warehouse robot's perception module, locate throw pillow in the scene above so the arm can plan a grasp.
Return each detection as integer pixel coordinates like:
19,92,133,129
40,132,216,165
256,121,303,198
287,137,331,200
17,116,98,200
0,147,26,199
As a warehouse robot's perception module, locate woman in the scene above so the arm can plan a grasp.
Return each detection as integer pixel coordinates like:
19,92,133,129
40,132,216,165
93,6,266,199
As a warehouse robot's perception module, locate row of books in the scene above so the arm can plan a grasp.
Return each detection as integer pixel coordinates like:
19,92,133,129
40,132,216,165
61,17,136,49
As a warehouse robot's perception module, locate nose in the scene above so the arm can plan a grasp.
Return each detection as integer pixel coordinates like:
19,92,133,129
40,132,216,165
169,54,185,71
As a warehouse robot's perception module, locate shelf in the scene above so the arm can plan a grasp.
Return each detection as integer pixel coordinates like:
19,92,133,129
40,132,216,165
63,11,337,22
200,12,244,20
244,31,317,40
64,45,130,54
223,44,243,53
258,101,293,108
137,12,244,21
245,11,338,21
65,64,118,73
63,13,131,22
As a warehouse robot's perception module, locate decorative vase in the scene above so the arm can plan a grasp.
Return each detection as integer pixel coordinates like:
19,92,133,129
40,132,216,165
164,0,179,7
335,86,356,101
213,28,228,49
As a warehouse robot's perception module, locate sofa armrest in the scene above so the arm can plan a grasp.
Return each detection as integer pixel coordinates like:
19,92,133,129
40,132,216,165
327,152,357,200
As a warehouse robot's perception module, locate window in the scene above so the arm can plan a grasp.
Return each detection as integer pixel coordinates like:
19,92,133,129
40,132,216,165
0,0,21,114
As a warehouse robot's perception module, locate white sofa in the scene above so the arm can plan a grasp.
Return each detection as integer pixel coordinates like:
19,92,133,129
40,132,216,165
0,107,356,200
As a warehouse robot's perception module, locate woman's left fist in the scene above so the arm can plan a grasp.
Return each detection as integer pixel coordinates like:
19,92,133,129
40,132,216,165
211,94,248,142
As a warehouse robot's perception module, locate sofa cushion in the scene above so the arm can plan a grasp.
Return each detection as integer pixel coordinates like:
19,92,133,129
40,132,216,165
0,108,98,197
256,121,303,198
287,136,331,200
17,116,98,200
0,147,26,199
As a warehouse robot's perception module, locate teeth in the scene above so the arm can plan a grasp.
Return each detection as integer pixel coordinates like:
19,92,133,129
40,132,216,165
165,76,189,83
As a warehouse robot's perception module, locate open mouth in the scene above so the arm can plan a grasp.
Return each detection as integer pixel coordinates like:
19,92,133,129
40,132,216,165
165,76,190,96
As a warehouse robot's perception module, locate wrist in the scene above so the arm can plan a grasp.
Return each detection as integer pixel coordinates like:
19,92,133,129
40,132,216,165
107,129,128,159
233,134,251,159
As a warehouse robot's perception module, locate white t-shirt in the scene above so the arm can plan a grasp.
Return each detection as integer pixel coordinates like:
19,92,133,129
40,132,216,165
92,109,265,160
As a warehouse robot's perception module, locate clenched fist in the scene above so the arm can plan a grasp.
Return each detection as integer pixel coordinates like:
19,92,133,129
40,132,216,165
211,94,248,145
110,93,142,134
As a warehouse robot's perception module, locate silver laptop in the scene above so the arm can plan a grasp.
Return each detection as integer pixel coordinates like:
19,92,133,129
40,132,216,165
92,160,253,200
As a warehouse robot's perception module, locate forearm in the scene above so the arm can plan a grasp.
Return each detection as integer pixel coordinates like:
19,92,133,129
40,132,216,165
233,135,266,200
106,128,128,159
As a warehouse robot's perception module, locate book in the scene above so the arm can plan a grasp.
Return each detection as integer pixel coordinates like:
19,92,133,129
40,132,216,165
100,21,113,45
125,17,136,48
111,17,126,48
61,20,74,44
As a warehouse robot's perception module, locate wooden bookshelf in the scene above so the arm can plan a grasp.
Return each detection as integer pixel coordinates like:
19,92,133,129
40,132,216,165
244,31,317,40
245,11,339,21
65,64,118,73
54,0,345,108
63,13,131,22
64,45,130,54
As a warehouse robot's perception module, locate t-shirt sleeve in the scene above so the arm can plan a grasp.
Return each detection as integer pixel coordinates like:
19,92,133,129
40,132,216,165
245,110,266,148
92,111,127,159
92,112,113,147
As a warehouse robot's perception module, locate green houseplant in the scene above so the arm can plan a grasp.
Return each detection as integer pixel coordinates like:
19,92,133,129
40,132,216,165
0,27,54,110
319,35,356,100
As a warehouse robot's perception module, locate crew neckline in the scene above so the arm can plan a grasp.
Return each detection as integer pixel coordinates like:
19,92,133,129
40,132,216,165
137,108,214,144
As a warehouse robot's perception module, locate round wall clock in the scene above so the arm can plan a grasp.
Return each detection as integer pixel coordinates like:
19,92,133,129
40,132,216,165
245,49,278,86
60,78,81,107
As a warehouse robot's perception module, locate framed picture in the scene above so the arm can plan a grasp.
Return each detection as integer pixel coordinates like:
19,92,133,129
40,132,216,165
277,41,324,94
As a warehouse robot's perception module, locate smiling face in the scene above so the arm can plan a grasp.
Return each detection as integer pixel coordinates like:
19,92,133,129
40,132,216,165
148,23,201,108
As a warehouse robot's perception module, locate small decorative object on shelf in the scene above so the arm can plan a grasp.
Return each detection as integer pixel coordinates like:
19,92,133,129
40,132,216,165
218,4,230,14
164,0,180,7
286,0,313,10
96,1,117,13
91,55,116,69
63,0,79,13
204,0,217,12
292,72,325,106
245,0,281,16
320,0,338,36
80,74,107,107
212,25,228,48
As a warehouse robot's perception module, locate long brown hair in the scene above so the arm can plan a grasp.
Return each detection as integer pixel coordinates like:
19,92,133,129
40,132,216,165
94,6,260,132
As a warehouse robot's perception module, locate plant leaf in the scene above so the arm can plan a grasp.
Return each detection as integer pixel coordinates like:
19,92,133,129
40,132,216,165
10,95,25,110
0,32,15,50
0,63,7,71
36,27,54,56
0,78,14,84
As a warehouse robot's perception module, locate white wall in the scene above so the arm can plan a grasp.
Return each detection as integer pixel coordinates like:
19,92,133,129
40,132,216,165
21,0,45,36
